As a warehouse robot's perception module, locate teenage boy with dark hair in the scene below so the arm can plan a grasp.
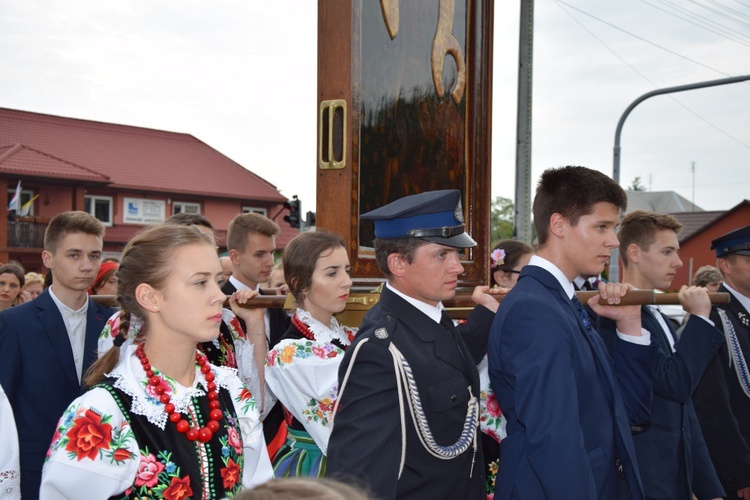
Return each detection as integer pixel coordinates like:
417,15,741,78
488,166,656,499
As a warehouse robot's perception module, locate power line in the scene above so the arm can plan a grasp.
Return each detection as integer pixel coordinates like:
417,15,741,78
555,0,750,149
555,0,740,77
644,0,750,46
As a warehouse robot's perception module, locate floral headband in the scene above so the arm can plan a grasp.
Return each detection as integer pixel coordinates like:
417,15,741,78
491,248,506,268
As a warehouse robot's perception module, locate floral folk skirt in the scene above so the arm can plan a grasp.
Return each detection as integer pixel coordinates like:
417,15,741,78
272,428,326,478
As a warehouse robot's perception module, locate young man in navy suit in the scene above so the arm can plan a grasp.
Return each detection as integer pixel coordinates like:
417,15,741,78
601,210,724,500
0,211,116,499
488,166,656,499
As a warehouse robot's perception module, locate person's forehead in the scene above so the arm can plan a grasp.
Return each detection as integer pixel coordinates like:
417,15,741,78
56,232,103,249
245,233,275,250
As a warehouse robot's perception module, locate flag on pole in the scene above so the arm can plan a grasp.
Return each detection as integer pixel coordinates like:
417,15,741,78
7,180,21,213
19,194,39,216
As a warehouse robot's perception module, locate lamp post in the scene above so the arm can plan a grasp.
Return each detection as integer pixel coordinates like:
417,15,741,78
609,74,750,281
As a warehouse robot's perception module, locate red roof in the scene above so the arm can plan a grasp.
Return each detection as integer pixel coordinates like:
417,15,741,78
0,108,286,202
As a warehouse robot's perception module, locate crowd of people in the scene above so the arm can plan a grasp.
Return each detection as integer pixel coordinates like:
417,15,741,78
0,165,749,499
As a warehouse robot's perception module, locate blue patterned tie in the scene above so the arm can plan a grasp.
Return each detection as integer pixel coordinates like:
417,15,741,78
571,295,594,331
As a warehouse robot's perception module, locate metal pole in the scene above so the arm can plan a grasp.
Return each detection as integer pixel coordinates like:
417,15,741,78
514,0,534,244
613,74,750,185
609,74,750,282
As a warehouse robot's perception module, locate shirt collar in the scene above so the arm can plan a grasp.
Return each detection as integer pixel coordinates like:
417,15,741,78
385,282,443,324
228,275,257,292
724,282,750,313
529,255,576,299
48,287,89,316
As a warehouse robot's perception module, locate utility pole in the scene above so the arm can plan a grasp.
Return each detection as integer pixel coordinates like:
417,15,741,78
514,0,534,244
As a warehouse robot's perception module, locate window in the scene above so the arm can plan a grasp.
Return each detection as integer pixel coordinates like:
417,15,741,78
242,206,267,216
84,195,113,226
172,201,201,215
6,189,36,216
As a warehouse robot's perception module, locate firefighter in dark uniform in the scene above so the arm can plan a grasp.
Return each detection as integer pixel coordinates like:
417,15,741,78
693,225,750,498
327,190,500,499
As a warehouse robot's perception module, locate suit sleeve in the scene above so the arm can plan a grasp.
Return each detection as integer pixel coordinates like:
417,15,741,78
490,297,599,497
597,316,655,425
456,305,495,364
650,315,723,403
327,336,402,499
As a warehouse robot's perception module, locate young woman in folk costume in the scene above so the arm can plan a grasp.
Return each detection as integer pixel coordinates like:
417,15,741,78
479,239,534,498
96,214,275,423
264,231,356,477
41,224,273,499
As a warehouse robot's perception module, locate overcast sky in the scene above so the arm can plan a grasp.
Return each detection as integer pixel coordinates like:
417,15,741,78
1,1,748,213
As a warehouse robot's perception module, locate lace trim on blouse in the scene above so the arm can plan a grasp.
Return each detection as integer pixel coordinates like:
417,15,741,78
106,344,237,430
294,308,353,346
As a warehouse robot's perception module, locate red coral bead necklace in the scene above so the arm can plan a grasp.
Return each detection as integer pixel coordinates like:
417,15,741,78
135,343,223,443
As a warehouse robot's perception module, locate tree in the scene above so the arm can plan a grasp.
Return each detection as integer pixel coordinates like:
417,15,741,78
491,196,515,242
629,176,646,191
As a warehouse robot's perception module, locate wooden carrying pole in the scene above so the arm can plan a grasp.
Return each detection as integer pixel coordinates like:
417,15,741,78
92,290,730,312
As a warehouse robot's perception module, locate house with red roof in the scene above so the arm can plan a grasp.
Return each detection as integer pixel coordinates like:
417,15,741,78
0,107,299,272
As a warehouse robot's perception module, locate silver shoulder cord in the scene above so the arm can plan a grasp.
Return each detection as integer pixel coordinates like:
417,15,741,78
331,338,480,479
717,308,750,398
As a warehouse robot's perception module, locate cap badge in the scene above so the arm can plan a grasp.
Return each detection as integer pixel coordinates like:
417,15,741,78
454,199,465,223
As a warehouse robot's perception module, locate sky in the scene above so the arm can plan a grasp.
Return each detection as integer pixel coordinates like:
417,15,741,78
1,1,749,214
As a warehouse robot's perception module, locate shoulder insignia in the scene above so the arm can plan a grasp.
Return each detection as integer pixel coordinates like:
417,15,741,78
374,327,389,340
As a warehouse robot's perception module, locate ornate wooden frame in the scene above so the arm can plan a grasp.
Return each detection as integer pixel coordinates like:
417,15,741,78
317,0,494,288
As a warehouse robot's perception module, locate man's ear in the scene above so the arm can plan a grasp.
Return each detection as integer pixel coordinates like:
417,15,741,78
41,250,53,269
549,213,566,238
387,253,406,278
229,249,240,266
626,243,641,265
135,283,158,311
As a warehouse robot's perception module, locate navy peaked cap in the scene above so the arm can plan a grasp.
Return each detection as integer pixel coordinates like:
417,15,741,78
361,189,476,248
711,225,750,257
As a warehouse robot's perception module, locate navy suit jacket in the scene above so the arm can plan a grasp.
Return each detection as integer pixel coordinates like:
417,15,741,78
601,307,724,499
488,266,655,499
0,289,115,499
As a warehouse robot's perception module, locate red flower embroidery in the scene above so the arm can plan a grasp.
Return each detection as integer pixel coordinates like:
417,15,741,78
229,316,246,339
312,346,325,358
64,409,112,461
112,447,134,463
162,475,193,500
227,426,243,455
486,394,502,417
267,350,278,366
134,452,165,488
221,458,241,490
238,387,253,401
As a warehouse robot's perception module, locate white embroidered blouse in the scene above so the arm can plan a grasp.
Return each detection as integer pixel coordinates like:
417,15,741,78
265,309,356,455
40,344,273,499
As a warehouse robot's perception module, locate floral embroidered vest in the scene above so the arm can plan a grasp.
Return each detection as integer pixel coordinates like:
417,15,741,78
97,378,245,500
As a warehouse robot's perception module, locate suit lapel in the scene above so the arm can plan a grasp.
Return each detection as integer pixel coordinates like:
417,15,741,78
37,291,79,387
641,305,671,351
527,267,618,403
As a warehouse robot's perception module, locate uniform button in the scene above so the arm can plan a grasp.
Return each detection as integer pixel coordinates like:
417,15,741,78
450,394,457,402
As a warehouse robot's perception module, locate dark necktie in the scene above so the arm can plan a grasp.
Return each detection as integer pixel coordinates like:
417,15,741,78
571,295,594,332
581,280,594,291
